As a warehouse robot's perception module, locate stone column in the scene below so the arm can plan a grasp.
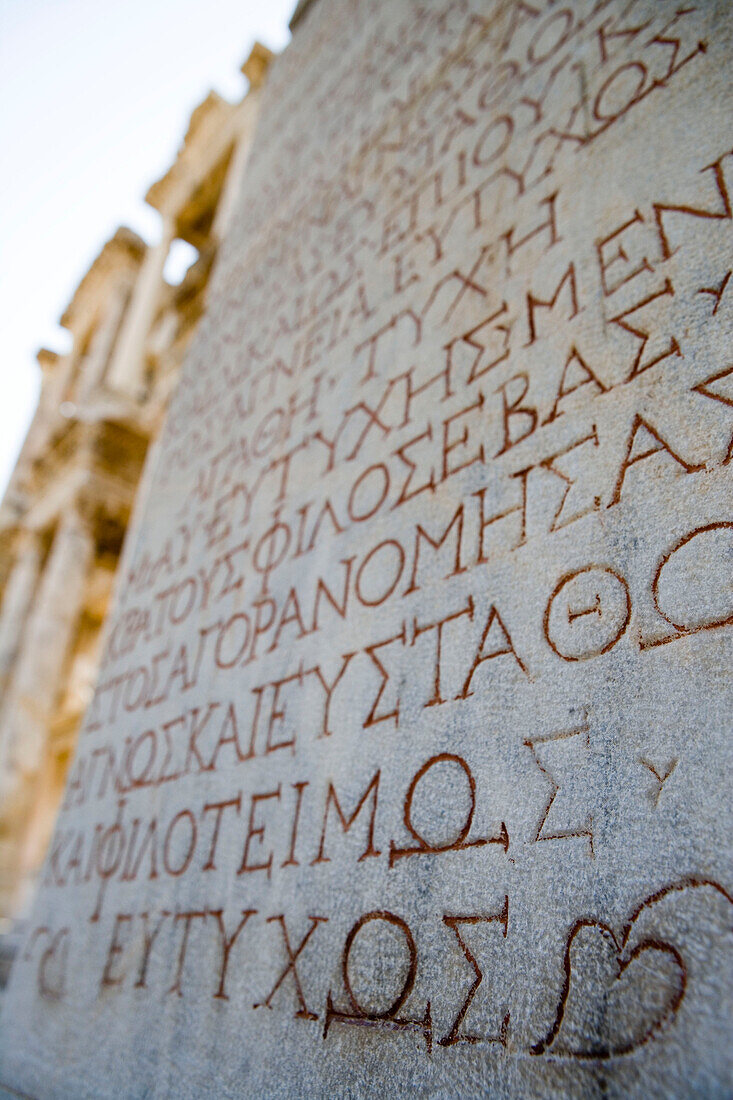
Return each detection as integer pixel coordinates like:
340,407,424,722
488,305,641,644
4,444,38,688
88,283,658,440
76,282,132,400
0,510,94,782
0,532,42,697
105,217,176,399
212,101,260,241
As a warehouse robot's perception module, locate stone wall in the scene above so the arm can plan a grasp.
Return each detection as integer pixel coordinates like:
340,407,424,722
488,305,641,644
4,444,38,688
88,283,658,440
1,2,731,1096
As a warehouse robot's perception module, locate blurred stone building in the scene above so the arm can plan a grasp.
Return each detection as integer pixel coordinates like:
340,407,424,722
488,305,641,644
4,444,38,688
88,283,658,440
0,43,273,935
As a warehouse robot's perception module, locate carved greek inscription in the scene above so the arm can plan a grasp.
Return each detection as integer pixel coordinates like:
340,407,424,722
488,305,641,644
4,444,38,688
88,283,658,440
530,880,733,1059
389,754,508,867
11,4,732,1091
525,719,595,856
638,758,678,808
254,915,328,1020
323,911,433,1054
440,898,510,1048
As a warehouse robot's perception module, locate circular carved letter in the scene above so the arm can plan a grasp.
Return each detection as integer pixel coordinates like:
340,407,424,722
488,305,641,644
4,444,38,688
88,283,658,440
342,911,417,1020
544,565,630,661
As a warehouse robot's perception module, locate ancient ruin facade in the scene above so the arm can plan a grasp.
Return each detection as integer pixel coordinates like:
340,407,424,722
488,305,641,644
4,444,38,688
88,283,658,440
0,43,273,929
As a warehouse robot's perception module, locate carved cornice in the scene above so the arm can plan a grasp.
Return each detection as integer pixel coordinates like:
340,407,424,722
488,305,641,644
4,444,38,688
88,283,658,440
36,349,60,376
18,419,148,536
60,228,146,332
145,93,234,220
241,42,275,88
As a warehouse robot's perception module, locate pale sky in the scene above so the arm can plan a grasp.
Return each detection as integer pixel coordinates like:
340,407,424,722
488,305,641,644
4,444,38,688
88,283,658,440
0,0,294,496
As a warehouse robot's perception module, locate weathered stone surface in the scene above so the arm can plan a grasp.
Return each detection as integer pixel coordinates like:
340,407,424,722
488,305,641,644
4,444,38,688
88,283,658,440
1,1,732,1096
